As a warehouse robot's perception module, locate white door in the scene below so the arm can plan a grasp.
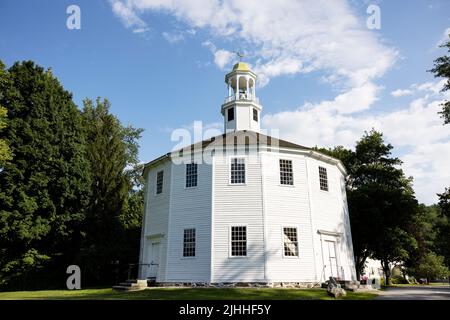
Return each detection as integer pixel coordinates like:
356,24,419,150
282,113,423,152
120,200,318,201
323,240,339,280
147,241,160,278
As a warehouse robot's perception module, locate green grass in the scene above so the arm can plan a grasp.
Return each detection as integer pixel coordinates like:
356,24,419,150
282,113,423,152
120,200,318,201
0,287,378,300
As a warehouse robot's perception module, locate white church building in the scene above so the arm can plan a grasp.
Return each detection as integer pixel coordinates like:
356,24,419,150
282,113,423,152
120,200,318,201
138,62,357,286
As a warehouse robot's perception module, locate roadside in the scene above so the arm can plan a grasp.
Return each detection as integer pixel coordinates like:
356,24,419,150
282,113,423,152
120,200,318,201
375,285,450,300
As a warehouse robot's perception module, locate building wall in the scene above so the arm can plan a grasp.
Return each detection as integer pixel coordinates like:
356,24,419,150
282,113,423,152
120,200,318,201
305,157,357,281
261,152,317,282
140,149,357,283
165,160,213,282
211,151,266,282
140,160,171,282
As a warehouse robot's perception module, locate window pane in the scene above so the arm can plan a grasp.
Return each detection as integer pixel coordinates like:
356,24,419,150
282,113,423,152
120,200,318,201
253,108,258,122
183,228,196,257
186,163,198,188
319,166,328,191
227,108,234,121
156,171,164,194
283,227,299,256
279,159,293,185
231,226,247,256
230,158,245,184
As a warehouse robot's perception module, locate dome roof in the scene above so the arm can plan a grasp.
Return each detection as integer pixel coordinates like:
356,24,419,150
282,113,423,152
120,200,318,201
232,62,250,71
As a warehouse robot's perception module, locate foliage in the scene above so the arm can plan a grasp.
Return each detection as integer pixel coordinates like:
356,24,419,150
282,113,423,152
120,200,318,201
407,252,449,281
0,61,92,287
429,34,450,124
78,98,143,285
316,130,419,284
0,106,12,165
0,61,144,289
435,189,450,268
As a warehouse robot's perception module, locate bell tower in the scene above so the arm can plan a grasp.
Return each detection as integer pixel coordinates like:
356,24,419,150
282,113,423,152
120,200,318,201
221,62,262,133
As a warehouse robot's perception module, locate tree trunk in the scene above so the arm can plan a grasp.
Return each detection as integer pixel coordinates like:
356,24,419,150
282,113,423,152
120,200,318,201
381,259,390,286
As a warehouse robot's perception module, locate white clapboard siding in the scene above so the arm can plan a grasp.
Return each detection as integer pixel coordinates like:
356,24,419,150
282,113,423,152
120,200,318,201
211,152,266,282
306,157,357,281
142,161,172,282
165,161,213,282
261,152,317,282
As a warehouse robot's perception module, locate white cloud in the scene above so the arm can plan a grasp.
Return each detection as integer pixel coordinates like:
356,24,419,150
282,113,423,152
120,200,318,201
109,0,397,87
391,89,413,97
437,27,450,47
263,80,450,204
214,49,234,69
110,0,148,32
162,32,185,44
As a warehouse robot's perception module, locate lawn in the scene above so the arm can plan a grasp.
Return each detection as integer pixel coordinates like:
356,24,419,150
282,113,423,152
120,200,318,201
0,287,378,300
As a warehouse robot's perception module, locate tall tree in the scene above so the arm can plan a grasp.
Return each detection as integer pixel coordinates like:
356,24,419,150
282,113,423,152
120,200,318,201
429,33,450,124
435,189,450,269
0,62,13,166
0,106,12,166
79,98,143,284
0,61,91,287
316,130,419,284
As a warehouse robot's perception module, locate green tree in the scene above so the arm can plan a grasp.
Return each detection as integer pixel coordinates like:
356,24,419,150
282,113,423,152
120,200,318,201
429,34,450,124
316,130,419,284
435,189,450,269
0,61,91,288
0,106,12,165
408,252,449,282
79,98,143,285
0,62,13,166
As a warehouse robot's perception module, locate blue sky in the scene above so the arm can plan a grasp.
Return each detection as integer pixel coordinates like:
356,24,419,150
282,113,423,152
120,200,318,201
1,0,449,204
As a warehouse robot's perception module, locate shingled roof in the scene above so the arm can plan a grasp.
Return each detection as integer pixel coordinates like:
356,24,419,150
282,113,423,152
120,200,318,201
176,130,311,153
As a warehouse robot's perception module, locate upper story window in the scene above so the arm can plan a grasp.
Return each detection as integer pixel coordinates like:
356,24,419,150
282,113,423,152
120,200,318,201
231,226,247,257
156,170,164,194
283,227,299,257
253,108,258,122
279,159,293,185
185,163,198,188
230,158,245,184
319,166,328,191
183,228,196,257
227,107,235,121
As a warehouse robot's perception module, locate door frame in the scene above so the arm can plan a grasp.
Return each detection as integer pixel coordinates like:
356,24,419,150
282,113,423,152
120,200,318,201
144,234,164,279
317,230,342,281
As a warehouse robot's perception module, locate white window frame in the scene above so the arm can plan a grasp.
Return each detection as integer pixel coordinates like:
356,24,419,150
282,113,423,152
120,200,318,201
155,170,164,195
279,158,294,186
319,166,329,192
185,163,198,189
229,225,248,258
281,226,300,258
182,228,196,259
229,157,247,185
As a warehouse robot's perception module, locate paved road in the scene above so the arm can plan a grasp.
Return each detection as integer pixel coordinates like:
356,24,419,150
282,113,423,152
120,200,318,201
375,285,450,300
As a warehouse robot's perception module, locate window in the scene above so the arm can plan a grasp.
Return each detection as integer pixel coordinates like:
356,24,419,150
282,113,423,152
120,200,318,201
185,163,198,188
231,226,247,256
227,107,235,121
230,158,245,184
156,170,164,194
253,108,258,122
279,159,293,185
319,166,328,191
183,228,196,257
283,227,299,257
